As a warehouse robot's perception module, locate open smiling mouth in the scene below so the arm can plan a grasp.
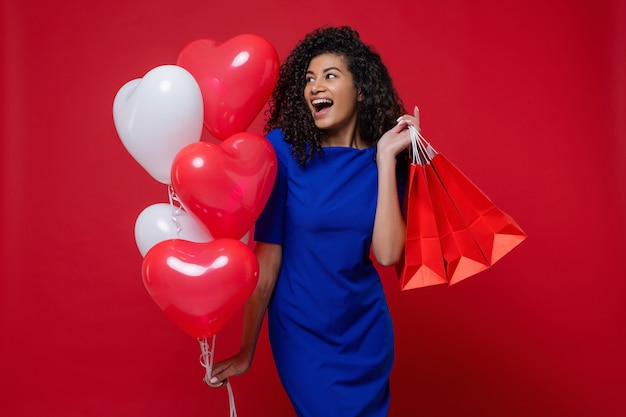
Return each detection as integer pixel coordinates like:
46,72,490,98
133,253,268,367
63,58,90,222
311,98,333,114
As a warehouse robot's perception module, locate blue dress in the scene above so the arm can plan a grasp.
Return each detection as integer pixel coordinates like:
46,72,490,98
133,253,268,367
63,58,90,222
254,129,397,417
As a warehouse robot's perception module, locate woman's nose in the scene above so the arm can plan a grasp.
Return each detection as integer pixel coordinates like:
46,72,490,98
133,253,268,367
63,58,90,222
309,79,324,93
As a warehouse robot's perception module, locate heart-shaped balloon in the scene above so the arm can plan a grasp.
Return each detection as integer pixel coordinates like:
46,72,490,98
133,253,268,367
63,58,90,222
171,132,277,240
142,238,259,338
177,35,279,140
113,65,203,184
134,203,213,257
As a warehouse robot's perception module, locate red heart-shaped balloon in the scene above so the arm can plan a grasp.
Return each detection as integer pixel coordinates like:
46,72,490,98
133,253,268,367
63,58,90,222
171,132,277,240
177,34,279,140
142,238,259,338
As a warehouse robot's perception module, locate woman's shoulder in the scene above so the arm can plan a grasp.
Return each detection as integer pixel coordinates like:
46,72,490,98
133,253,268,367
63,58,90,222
265,128,291,157
266,128,286,146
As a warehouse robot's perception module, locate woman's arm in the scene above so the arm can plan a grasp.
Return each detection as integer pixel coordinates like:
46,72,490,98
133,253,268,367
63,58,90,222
372,107,420,266
208,242,282,386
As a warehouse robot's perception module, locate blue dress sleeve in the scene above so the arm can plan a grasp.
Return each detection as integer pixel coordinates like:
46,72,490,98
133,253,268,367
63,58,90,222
254,129,289,244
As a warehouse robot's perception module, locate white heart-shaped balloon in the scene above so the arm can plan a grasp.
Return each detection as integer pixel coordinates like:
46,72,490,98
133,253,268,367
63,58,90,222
134,203,213,257
113,65,203,184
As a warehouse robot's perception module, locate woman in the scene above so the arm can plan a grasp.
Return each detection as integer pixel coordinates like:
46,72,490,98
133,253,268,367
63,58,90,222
210,26,419,416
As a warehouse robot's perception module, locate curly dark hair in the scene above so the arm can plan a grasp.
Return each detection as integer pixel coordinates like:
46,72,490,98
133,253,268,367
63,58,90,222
265,26,406,165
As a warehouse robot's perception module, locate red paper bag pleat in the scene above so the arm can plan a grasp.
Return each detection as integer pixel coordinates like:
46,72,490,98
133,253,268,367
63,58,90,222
424,163,490,285
430,153,526,266
396,163,447,290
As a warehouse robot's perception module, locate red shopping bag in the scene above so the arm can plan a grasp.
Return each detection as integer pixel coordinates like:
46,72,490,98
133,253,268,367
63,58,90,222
397,126,526,290
424,163,491,285
396,150,447,290
429,152,526,266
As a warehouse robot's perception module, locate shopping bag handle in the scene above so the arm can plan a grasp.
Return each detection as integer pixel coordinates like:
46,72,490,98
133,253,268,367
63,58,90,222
409,125,436,165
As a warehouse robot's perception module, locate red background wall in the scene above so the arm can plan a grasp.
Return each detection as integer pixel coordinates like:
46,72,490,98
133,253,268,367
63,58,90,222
1,0,624,416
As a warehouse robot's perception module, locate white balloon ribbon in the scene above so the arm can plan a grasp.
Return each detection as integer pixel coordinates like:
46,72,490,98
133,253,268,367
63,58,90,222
199,336,238,417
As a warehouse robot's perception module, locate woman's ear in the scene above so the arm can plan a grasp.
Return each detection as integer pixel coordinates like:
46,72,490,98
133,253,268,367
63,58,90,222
358,90,364,102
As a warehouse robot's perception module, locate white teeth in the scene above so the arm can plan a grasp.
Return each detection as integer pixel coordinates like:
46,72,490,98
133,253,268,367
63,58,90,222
312,99,333,105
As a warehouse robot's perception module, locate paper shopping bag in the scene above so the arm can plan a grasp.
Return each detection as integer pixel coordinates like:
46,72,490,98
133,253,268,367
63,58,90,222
424,163,491,285
429,153,527,267
396,147,447,290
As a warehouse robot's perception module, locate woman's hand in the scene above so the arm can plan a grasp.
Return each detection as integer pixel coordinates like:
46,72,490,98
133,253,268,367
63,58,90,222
206,349,254,388
376,106,420,163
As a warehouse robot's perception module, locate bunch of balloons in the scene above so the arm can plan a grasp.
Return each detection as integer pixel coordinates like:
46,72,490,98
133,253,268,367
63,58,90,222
113,34,279,340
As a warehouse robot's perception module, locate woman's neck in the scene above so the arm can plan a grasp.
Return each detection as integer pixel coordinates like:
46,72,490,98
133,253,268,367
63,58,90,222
321,125,366,149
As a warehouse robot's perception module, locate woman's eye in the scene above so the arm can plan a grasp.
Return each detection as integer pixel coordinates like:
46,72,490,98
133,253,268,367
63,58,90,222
326,73,337,79
306,76,315,83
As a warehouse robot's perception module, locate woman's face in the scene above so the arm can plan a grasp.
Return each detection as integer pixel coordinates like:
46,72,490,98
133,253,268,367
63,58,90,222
304,53,361,135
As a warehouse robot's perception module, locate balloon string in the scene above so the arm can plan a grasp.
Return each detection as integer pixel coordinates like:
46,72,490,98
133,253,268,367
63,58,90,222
168,185,183,237
198,335,238,417
226,380,237,417
198,336,215,383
